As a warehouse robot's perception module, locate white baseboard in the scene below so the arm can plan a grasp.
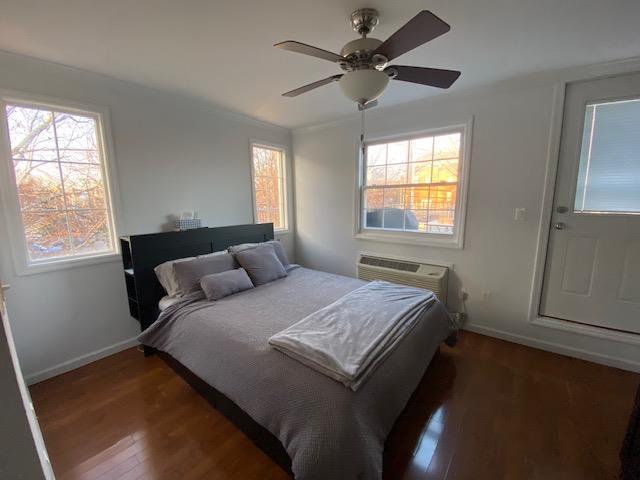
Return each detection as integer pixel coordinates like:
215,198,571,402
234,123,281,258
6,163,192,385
25,336,139,385
464,322,640,373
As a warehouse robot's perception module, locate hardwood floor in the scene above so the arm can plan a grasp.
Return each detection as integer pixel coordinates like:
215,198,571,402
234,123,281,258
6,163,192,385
30,331,639,480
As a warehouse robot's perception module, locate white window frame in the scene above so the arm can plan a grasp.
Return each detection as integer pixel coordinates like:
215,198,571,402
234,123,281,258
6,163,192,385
0,91,122,275
249,140,289,233
354,118,473,249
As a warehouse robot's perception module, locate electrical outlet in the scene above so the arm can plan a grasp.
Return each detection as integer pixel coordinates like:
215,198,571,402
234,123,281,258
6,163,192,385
450,312,466,325
481,291,491,301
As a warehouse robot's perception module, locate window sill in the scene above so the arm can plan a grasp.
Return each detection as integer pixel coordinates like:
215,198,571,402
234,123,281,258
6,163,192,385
274,229,291,235
15,252,121,276
354,231,463,249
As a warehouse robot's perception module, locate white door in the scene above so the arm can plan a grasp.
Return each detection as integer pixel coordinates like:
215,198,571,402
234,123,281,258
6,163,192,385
540,72,640,333
0,277,54,479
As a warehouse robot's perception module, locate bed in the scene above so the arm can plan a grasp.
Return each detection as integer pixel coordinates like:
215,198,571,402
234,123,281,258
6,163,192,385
124,224,457,480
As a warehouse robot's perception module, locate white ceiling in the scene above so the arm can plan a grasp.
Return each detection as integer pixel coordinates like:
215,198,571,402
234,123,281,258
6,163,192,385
1,0,639,128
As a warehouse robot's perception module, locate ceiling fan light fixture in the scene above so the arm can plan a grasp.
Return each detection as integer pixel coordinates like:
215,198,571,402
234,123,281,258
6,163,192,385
339,69,389,104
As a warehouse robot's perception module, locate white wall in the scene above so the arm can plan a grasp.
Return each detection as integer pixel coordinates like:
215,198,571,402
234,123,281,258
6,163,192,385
293,59,640,371
0,51,293,382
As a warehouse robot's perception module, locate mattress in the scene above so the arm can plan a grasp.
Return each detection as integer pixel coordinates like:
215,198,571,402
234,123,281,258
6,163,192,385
138,267,456,480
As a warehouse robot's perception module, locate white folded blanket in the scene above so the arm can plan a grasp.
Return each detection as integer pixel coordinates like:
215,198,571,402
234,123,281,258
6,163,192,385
268,281,436,391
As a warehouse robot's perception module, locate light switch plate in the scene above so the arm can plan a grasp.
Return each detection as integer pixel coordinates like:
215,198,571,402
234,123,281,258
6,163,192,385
514,207,526,221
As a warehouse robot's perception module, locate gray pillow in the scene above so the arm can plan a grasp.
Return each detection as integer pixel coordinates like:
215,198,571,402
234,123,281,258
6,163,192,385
200,268,254,301
234,244,287,286
228,240,289,267
173,252,237,294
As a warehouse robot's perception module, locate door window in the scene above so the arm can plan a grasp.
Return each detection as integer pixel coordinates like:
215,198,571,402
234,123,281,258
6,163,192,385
574,98,640,214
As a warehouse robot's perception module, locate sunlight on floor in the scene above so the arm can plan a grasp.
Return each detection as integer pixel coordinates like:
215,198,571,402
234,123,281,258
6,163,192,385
412,405,445,471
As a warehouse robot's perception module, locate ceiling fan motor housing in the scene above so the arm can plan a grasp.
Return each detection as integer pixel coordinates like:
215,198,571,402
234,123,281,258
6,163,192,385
339,37,389,74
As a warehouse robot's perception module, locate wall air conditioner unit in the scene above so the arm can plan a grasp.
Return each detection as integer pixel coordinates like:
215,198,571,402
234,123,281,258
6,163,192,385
357,254,449,303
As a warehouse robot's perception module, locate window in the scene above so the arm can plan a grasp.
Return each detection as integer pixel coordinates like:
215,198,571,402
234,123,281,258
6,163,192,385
574,98,640,214
1,99,118,270
357,124,470,247
250,142,288,232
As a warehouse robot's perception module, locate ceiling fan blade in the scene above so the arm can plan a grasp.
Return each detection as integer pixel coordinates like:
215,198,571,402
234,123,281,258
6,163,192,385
274,41,345,63
282,74,343,97
388,66,461,89
357,100,378,111
374,11,451,61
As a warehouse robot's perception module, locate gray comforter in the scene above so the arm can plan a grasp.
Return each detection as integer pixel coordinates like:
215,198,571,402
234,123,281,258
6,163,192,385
138,267,457,480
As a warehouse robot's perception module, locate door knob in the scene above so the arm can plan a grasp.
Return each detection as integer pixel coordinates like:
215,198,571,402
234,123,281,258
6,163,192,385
553,222,566,230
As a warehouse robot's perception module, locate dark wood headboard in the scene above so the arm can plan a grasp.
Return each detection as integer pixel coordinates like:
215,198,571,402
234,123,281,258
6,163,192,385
120,223,274,339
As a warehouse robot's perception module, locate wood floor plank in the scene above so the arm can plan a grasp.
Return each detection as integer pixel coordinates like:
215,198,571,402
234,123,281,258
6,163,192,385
30,332,639,479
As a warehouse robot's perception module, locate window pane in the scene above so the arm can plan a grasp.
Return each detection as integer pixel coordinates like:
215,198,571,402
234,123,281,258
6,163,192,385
382,209,407,229
6,106,57,160
255,204,283,229
387,141,408,164
367,144,386,167
254,176,280,206
255,203,269,224
364,188,384,209
427,224,454,235
408,162,432,184
252,144,286,230
405,209,428,231
68,210,112,254
58,149,100,164
431,159,458,183
366,166,386,185
385,163,407,185
22,212,72,260
405,187,430,210
433,132,461,159
56,111,100,163
429,185,457,210
61,163,107,209
13,160,65,210
253,147,282,177
365,209,383,228
383,187,404,209
574,99,640,213
428,210,455,227
410,137,433,162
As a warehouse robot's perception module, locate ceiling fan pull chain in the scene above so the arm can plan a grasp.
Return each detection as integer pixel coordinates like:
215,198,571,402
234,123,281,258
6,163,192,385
360,106,366,159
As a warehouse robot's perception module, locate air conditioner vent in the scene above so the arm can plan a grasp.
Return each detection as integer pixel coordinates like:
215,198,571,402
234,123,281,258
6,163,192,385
357,254,449,303
359,256,420,272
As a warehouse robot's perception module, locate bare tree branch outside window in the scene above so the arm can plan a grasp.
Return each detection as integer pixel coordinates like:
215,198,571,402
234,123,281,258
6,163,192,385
252,145,286,230
5,104,115,261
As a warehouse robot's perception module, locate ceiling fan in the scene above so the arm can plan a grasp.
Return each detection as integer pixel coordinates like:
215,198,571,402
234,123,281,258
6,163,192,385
275,8,461,110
